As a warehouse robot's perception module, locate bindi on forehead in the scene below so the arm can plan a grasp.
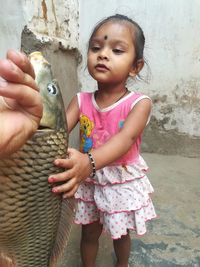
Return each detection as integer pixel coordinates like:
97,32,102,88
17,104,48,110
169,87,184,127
104,35,108,40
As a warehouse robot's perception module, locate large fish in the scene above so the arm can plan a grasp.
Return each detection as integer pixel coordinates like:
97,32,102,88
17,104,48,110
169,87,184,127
0,52,75,267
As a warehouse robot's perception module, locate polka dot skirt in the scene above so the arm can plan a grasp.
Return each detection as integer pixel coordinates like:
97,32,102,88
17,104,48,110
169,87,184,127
74,163,157,239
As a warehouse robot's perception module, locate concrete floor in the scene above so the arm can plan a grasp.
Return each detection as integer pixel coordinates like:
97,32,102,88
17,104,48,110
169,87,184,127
58,153,200,267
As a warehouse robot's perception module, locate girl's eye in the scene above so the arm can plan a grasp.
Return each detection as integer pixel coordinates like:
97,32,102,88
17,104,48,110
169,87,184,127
113,49,124,54
90,46,100,52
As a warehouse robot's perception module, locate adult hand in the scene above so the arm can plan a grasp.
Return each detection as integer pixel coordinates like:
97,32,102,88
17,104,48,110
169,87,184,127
0,50,43,158
48,148,92,198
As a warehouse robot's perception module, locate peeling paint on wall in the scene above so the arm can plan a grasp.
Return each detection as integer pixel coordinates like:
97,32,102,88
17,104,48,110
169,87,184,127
142,117,200,157
21,0,79,49
145,77,200,156
151,78,200,138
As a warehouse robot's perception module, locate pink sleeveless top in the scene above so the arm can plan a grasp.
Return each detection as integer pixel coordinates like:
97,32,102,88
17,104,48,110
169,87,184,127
77,91,151,166
74,92,156,238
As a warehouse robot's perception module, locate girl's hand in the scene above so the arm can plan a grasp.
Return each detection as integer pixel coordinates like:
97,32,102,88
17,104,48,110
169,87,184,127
0,50,43,158
48,148,92,198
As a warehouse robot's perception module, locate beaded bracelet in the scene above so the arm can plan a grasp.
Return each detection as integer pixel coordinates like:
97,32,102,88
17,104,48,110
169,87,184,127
87,152,96,178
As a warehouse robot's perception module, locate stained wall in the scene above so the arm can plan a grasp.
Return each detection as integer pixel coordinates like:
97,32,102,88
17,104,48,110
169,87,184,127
79,0,200,157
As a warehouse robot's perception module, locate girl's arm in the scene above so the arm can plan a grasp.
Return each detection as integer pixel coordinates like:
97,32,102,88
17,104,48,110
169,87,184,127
91,98,151,169
65,95,79,133
49,98,151,198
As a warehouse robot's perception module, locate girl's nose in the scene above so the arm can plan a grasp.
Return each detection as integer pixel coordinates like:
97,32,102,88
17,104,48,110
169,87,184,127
98,48,109,60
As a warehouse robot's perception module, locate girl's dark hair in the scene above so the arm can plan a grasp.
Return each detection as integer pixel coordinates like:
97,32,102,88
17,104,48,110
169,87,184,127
88,14,145,63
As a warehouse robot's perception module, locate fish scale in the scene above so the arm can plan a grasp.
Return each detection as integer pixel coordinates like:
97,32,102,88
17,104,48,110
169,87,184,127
0,52,74,267
0,130,67,266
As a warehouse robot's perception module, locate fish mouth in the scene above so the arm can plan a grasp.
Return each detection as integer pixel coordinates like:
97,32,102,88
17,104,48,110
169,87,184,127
37,125,54,131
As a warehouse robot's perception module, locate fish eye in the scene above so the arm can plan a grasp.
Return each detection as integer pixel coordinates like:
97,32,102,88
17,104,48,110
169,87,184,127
47,83,58,95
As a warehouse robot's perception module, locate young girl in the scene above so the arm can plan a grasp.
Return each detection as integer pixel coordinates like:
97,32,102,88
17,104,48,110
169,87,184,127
48,14,157,267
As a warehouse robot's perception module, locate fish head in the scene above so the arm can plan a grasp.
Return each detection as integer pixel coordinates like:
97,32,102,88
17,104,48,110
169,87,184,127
29,51,67,132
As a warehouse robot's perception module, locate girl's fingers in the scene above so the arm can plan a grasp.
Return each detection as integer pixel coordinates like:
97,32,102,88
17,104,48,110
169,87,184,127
49,149,90,198
48,168,74,183
63,184,79,198
54,158,73,169
51,177,78,194
67,147,77,155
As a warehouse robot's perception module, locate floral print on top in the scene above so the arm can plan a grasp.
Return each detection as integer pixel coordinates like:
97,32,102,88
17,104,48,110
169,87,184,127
80,114,94,153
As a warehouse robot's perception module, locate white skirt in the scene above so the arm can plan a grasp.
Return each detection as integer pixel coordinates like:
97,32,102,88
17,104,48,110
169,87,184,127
74,156,157,239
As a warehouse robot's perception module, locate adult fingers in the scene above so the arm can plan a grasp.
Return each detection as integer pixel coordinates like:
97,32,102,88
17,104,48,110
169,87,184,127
0,82,42,119
7,50,35,78
0,58,38,91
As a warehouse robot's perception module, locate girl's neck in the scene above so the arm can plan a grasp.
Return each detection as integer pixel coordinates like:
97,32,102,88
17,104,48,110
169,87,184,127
97,82,127,95
95,84,129,109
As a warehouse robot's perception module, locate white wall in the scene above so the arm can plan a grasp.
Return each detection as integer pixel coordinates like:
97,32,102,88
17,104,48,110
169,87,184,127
0,0,26,57
79,0,200,138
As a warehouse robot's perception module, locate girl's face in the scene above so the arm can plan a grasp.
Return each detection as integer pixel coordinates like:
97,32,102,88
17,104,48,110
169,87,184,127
87,21,137,86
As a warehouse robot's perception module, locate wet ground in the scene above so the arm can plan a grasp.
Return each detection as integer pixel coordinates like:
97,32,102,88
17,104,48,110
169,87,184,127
58,153,200,267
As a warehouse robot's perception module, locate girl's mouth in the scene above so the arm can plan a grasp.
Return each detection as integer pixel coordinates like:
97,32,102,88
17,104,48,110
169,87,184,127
95,64,109,71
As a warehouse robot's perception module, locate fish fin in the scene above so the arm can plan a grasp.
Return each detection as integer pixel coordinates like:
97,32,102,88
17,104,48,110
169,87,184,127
49,197,76,267
0,252,16,267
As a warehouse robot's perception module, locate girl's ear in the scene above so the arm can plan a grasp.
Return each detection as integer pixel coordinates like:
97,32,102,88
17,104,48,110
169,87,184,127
129,59,144,78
